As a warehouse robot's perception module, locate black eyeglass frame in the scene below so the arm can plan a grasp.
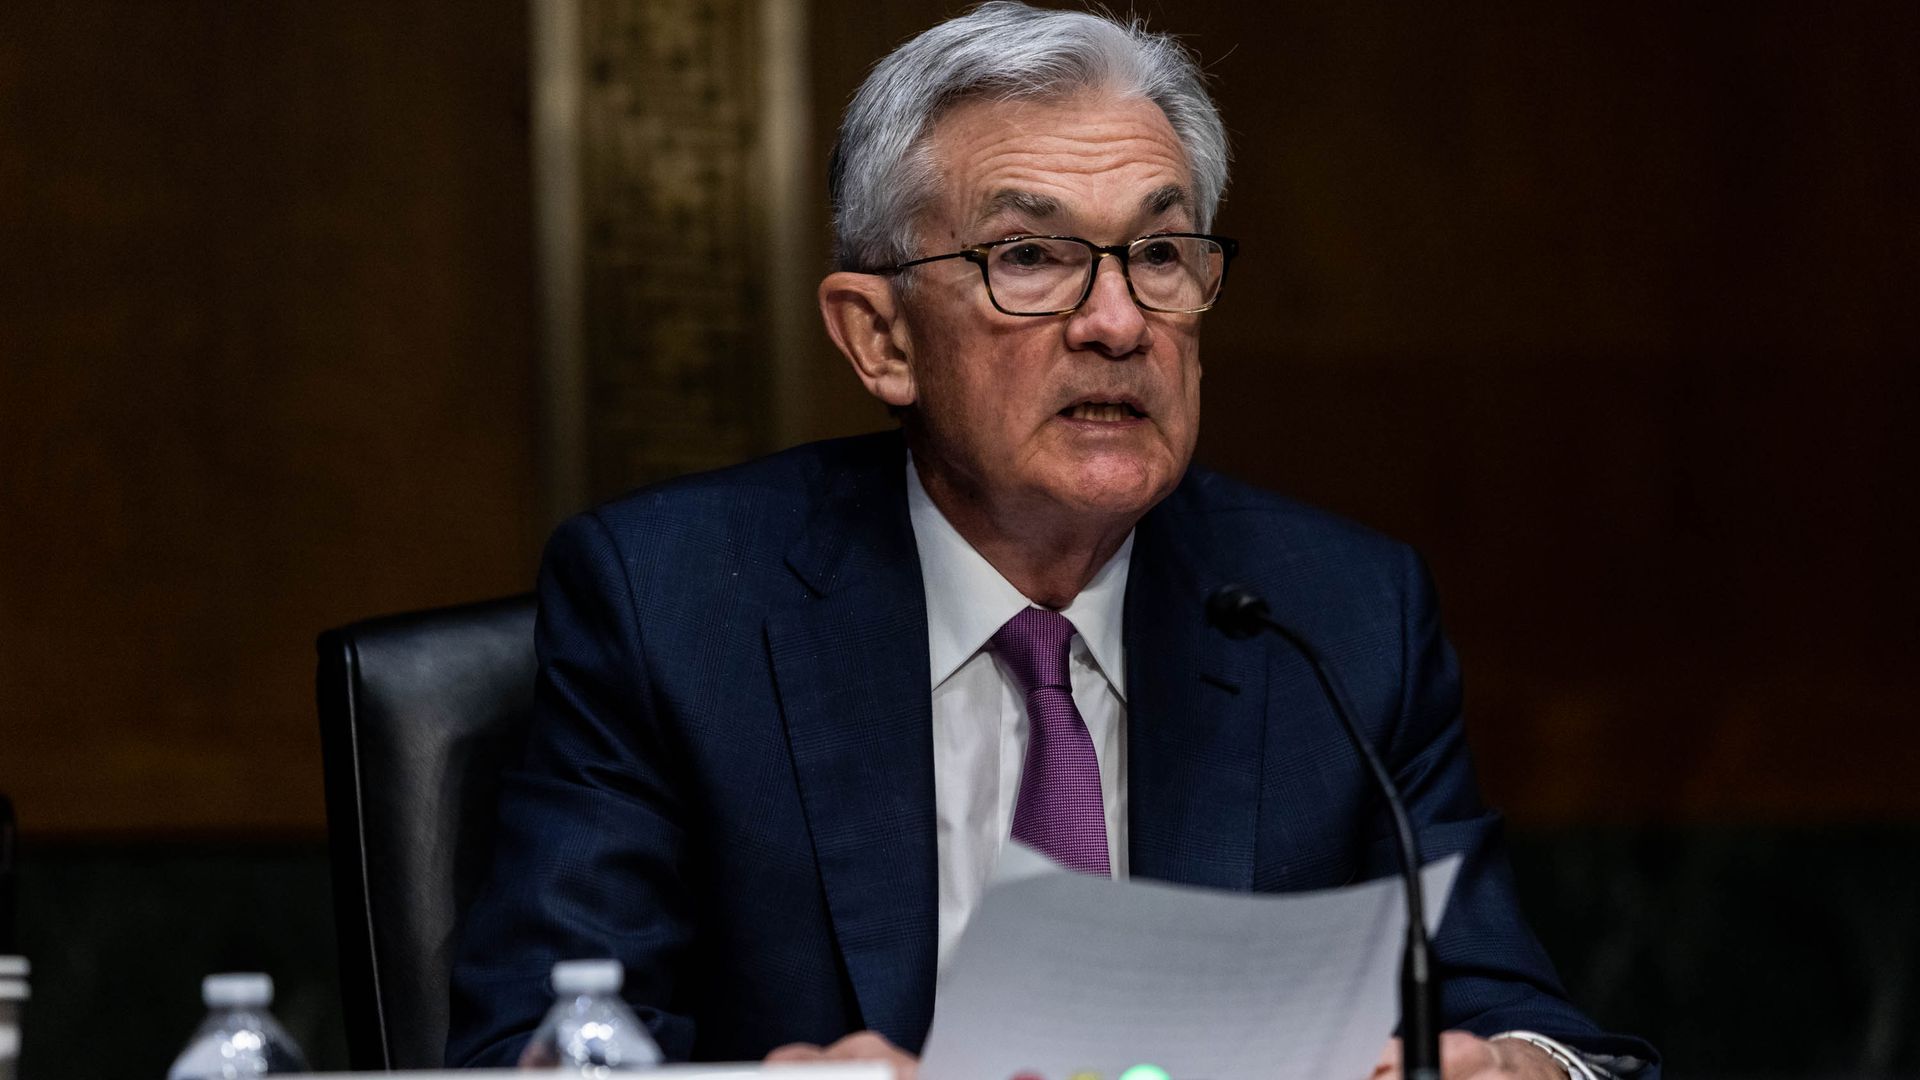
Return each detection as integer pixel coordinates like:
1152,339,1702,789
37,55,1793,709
873,232,1240,317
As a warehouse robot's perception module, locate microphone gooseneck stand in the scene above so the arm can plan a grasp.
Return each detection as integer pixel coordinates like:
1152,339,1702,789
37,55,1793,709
1206,585,1442,1080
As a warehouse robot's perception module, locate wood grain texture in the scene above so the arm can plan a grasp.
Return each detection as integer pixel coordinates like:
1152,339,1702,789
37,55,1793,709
0,2,541,836
2,1,1914,836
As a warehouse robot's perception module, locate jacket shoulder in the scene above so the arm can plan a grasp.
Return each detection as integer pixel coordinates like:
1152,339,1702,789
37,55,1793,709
1166,464,1416,570
546,431,900,586
1151,465,1437,644
592,432,893,525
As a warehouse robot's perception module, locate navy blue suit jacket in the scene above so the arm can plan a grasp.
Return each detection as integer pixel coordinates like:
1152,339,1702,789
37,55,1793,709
447,430,1657,1074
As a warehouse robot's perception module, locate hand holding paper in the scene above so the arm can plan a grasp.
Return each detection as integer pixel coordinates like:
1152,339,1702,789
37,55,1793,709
919,846,1462,1080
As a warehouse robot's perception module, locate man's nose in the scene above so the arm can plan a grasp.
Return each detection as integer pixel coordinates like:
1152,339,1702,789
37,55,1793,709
1064,254,1150,359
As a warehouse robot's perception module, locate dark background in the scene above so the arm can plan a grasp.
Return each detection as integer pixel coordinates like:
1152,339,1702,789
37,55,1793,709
2,1,1916,1075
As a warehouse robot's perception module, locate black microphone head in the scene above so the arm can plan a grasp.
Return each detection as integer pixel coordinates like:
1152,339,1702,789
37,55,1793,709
1205,584,1271,640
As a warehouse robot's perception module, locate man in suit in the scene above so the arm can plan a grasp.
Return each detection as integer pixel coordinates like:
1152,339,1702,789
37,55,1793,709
448,4,1658,1077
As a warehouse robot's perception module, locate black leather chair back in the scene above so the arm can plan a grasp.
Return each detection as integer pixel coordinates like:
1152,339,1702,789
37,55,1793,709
316,594,537,1069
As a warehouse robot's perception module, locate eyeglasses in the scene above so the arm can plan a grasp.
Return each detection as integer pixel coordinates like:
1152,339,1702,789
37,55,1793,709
875,232,1239,316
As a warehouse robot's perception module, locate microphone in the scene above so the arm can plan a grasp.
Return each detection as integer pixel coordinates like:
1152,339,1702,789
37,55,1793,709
1206,585,1442,1080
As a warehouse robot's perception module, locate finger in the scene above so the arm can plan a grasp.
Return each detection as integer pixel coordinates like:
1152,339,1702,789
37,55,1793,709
1439,1031,1500,1078
1372,1036,1402,1079
823,1031,919,1079
764,1042,827,1063
822,1031,904,1059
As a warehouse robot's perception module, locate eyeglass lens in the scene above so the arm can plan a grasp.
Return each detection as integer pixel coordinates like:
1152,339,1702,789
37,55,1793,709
985,236,1225,314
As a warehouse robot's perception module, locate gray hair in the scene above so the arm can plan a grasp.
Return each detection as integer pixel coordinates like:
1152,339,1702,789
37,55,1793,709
828,1,1230,272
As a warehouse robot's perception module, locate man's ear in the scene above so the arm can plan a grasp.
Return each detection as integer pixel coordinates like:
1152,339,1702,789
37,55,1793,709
819,271,916,408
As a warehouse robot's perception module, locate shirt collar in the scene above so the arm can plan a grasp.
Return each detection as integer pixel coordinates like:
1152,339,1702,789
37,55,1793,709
906,455,1131,698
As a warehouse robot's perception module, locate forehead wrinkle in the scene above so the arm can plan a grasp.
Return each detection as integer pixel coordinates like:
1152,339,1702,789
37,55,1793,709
959,146,1189,216
923,93,1195,243
970,130,1187,177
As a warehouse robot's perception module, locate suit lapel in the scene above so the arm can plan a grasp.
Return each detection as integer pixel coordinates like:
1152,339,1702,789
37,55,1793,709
1125,488,1268,890
766,441,939,1050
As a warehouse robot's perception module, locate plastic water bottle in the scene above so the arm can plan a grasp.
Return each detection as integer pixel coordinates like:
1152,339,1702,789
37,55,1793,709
167,973,309,1079
518,959,661,1070
0,956,27,1080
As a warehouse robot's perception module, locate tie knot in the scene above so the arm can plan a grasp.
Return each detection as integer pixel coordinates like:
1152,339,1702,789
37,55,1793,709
991,606,1077,694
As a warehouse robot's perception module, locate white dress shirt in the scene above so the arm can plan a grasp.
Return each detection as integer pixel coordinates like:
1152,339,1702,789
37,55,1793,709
903,459,1598,1079
905,459,1132,971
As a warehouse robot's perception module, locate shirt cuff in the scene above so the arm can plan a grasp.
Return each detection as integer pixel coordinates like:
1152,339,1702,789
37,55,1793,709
1490,1030,1603,1080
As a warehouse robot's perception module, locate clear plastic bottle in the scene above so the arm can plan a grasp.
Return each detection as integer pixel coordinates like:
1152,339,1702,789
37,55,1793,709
0,956,28,1080
518,959,661,1070
167,973,310,1079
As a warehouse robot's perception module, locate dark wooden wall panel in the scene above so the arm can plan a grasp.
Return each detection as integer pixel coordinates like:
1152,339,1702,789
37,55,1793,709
3,1,1913,837
1186,2,1919,824
0,2,540,836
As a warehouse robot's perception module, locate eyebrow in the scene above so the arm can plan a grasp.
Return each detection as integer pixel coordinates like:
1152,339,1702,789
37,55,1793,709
973,189,1063,229
1142,183,1191,218
971,183,1195,233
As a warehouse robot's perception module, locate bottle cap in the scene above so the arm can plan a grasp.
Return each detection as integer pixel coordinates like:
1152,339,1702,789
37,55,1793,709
202,972,274,1008
0,957,26,979
551,958,624,995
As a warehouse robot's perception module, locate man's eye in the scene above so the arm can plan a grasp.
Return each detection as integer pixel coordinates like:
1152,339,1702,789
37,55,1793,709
997,242,1055,269
1138,240,1182,267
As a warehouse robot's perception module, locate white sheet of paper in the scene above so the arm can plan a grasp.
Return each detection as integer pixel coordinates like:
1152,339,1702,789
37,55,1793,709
282,1060,890,1068
920,848,1461,1080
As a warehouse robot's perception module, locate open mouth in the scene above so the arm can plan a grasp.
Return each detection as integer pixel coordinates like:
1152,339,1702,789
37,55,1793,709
1058,400,1147,422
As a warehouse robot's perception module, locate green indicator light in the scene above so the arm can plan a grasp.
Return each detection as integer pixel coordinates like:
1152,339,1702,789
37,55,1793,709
1120,1066,1172,1080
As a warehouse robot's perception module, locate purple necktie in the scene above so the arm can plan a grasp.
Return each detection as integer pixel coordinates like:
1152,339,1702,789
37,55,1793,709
993,607,1111,876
